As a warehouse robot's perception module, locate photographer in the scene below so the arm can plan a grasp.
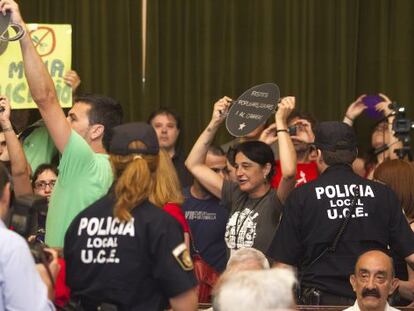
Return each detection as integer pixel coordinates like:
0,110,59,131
343,94,402,178
0,161,59,310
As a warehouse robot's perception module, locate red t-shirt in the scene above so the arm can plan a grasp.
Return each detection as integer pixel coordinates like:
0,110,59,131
55,257,70,308
271,160,319,188
163,202,190,233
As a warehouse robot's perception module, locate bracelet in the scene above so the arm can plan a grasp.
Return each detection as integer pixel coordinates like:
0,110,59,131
2,127,13,132
345,115,354,122
276,129,289,134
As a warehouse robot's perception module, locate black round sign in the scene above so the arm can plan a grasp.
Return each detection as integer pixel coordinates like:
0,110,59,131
0,12,25,42
0,12,10,38
225,83,280,137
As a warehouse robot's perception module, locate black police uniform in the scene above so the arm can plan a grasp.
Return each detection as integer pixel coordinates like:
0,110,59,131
64,193,197,311
267,164,414,303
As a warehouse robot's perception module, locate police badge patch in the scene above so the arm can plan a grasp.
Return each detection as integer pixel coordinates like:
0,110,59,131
172,243,193,271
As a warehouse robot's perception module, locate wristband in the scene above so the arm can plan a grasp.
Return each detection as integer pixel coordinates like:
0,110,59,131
345,115,354,122
276,129,289,134
2,127,13,132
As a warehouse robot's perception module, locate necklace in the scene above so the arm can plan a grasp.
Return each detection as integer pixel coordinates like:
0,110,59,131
232,188,271,249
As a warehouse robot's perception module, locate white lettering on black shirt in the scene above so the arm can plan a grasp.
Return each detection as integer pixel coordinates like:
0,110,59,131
77,217,135,264
314,184,375,220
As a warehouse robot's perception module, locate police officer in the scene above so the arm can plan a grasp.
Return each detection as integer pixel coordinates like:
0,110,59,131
267,121,414,305
64,122,198,311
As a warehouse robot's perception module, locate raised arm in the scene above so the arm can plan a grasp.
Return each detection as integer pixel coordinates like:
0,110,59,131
1,0,71,153
0,96,32,196
275,97,297,204
343,95,367,126
185,97,231,199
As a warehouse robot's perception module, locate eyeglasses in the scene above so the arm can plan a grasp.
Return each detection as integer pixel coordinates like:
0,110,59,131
34,180,56,190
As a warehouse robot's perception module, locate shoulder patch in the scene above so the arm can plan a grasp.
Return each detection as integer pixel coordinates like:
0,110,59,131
172,243,193,271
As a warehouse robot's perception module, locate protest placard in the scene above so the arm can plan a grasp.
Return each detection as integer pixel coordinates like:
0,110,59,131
0,24,72,109
226,83,280,137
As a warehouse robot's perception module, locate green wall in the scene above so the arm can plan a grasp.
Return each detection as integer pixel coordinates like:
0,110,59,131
20,0,414,154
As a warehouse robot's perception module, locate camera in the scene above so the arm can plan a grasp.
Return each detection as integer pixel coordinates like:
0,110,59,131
389,102,414,160
28,237,52,264
390,104,414,138
8,194,48,238
7,194,51,263
288,125,297,136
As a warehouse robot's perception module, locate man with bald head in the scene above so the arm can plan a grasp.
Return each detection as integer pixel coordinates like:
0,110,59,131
346,250,399,311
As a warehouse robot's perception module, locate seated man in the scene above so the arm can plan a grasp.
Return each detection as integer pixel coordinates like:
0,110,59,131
346,250,399,311
225,247,270,273
212,268,296,311
203,248,271,311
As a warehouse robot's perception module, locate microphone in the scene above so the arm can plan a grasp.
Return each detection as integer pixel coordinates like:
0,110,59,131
373,144,389,156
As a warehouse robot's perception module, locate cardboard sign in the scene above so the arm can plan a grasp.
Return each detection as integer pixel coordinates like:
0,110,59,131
226,83,280,137
0,12,25,42
0,12,10,37
0,24,72,109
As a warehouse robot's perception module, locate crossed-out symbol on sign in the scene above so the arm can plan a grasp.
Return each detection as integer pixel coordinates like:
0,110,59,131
30,26,56,57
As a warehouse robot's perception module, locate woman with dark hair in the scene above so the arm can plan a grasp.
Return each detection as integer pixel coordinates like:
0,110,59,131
64,122,197,311
186,96,297,254
374,159,414,306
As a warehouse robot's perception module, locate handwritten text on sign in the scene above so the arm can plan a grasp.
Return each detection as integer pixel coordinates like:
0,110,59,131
0,24,72,109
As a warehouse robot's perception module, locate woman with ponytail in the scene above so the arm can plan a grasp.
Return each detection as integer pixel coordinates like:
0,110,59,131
64,122,197,311
151,149,190,249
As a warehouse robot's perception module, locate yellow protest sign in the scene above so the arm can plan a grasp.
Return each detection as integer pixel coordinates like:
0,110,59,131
0,24,72,109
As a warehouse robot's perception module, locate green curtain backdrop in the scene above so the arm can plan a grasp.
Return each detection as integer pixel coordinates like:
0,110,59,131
17,0,414,153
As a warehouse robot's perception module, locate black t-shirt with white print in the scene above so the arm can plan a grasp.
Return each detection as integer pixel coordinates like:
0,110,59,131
64,194,197,311
267,164,414,298
221,180,282,254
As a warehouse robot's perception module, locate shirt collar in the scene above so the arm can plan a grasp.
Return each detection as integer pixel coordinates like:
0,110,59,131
352,300,394,311
324,163,353,174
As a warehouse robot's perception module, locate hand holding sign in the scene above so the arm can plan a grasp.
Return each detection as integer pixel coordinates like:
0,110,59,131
259,123,278,145
275,96,295,127
0,1,25,41
211,96,232,126
225,83,280,137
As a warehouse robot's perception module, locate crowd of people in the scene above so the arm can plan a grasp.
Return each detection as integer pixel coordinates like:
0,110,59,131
0,0,414,310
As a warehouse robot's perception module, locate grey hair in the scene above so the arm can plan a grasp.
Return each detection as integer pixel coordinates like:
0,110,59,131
213,268,297,311
226,247,270,271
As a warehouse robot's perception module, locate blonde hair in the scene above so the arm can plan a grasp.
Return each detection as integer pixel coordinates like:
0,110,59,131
149,149,184,207
110,141,159,221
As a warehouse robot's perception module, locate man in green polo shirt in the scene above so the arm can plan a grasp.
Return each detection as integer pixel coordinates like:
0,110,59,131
9,1,123,248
